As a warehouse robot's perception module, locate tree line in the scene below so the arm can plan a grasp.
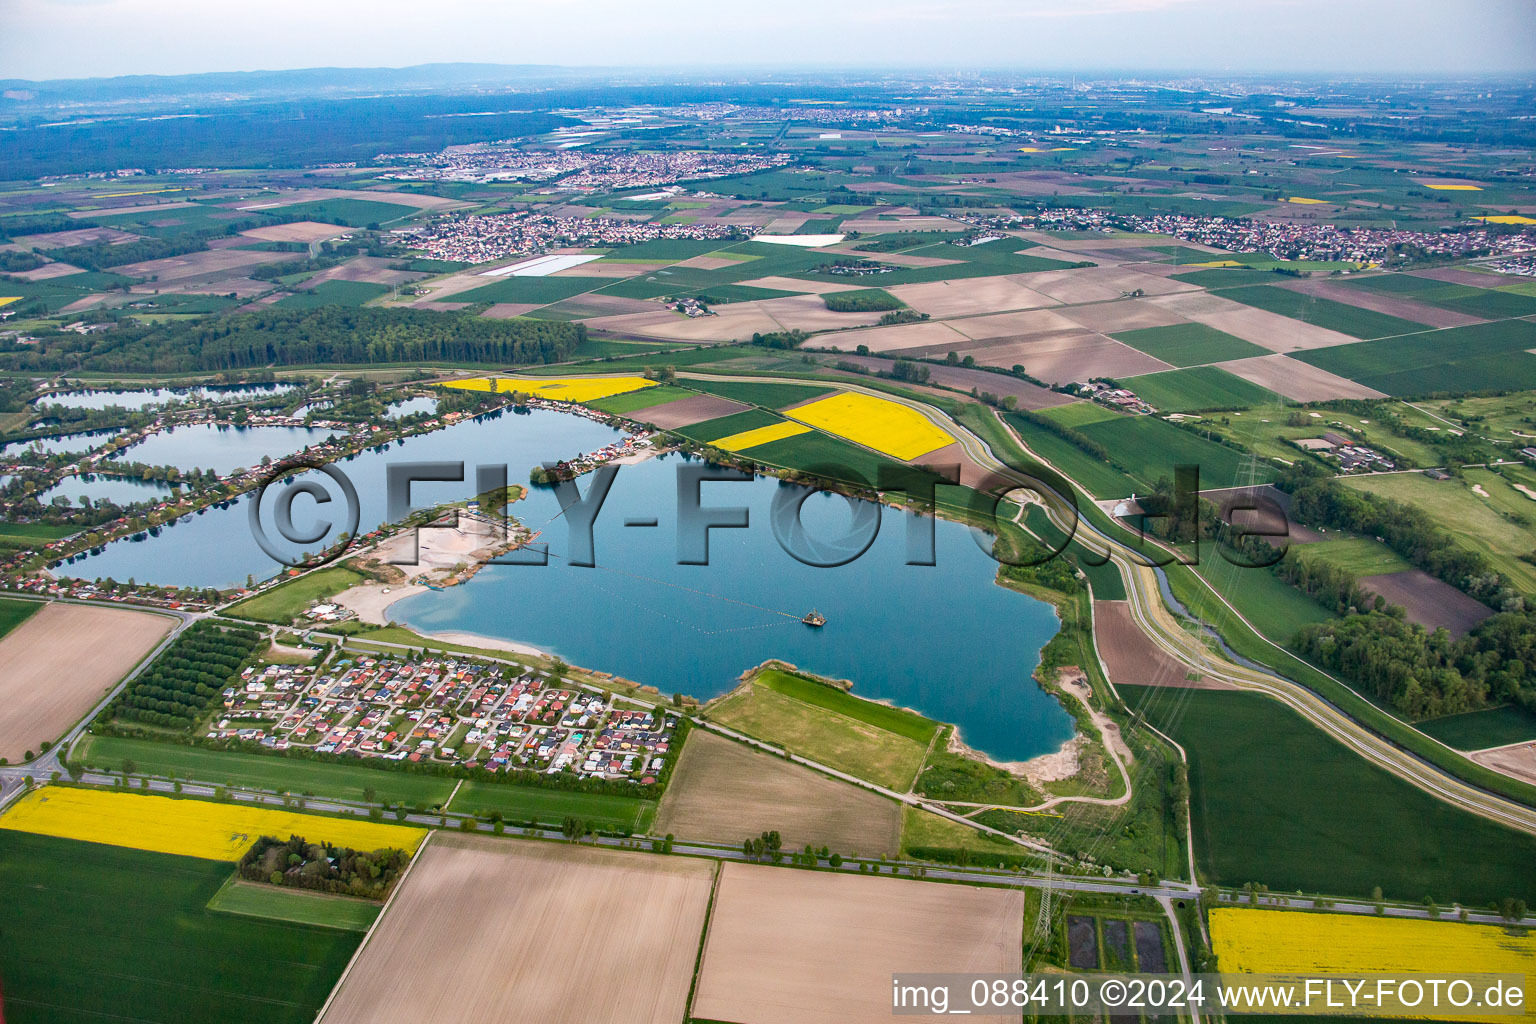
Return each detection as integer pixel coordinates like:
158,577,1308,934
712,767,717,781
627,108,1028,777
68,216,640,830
0,307,587,374
109,622,264,730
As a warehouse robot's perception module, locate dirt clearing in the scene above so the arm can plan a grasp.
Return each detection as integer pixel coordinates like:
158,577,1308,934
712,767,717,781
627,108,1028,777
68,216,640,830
819,319,971,353
0,602,173,762
1094,600,1222,689
693,861,1023,1024
887,276,1056,317
1059,298,1189,334
1359,570,1494,638
654,729,901,856
321,834,713,1024
1215,354,1386,401
1472,744,1536,786
635,394,751,428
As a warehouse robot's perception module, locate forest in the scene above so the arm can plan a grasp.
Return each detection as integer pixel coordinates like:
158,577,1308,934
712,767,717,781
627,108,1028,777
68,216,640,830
0,307,587,373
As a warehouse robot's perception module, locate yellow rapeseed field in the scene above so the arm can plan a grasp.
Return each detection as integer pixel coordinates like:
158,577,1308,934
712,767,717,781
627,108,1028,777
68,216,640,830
711,420,811,452
1420,183,1483,191
1211,907,1536,977
788,392,953,461
442,376,655,403
0,787,427,861
1283,197,1328,204
0,297,21,308
1475,215,1536,225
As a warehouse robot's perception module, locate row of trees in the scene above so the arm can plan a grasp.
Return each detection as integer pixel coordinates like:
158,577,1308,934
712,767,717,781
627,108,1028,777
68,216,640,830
111,621,264,729
0,307,587,374
1295,607,1536,720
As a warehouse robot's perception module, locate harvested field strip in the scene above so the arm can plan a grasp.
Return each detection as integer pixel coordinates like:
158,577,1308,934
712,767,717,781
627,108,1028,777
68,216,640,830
1211,907,1536,975
0,787,426,861
442,375,655,403
653,729,902,855
587,384,696,414
708,682,928,790
787,391,953,460
319,834,713,1024
0,830,361,1024
693,861,1023,1024
712,420,812,452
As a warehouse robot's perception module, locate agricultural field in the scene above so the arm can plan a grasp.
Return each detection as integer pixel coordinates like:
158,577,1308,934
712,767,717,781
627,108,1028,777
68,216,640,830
443,374,657,402
899,806,1038,867
271,198,421,227
1074,413,1272,491
692,861,1024,1024
1417,705,1536,751
207,876,381,931
712,419,813,451
0,594,41,639
585,383,695,414
1296,319,1536,395
445,779,657,831
71,733,458,806
274,280,390,308
0,787,426,860
1211,907,1536,975
682,378,834,409
1341,471,1536,594
653,729,902,856
1216,284,1429,339
706,668,934,789
320,834,714,1024
226,565,366,623
1005,411,1141,499
787,391,954,460
1121,686,1536,904
1113,323,1271,366
0,830,361,1024
1121,366,1283,412
452,275,609,305
0,601,173,764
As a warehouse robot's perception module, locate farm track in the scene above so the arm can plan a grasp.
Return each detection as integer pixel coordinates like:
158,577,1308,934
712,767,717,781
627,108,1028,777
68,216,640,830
675,370,1536,836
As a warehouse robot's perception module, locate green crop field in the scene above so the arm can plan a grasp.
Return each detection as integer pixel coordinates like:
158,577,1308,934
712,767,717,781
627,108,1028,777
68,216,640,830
673,407,785,443
224,565,365,624
1041,402,1121,429
1022,506,1127,601
1191,552,1337,641
1416,705,1536,751
1295,319,1536,396
1003,412,1139,500
587,384,696,414
690,283,804,303
452,275,610,306
683,378,833,409
275,198,420,227
1218,285,1428,339
1341,472,1536,593
0,830,360,1024
746,428,916,494
1112,324,1270,366
446,780,656,831
707,674,930,790
1121,366,1282,412
1075,414,1273,491
0,596,42,639
757,668,940,744
1294,538,1412,577
206,876,379,931
274,280,389,309
72,734,457,806
1120,686,1536,904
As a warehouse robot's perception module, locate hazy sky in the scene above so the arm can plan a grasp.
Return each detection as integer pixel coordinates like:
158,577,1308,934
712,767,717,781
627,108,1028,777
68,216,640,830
3,0,1534,81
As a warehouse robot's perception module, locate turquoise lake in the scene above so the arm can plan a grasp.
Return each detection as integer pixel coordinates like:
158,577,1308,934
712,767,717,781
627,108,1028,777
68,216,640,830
61,407,1071,760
